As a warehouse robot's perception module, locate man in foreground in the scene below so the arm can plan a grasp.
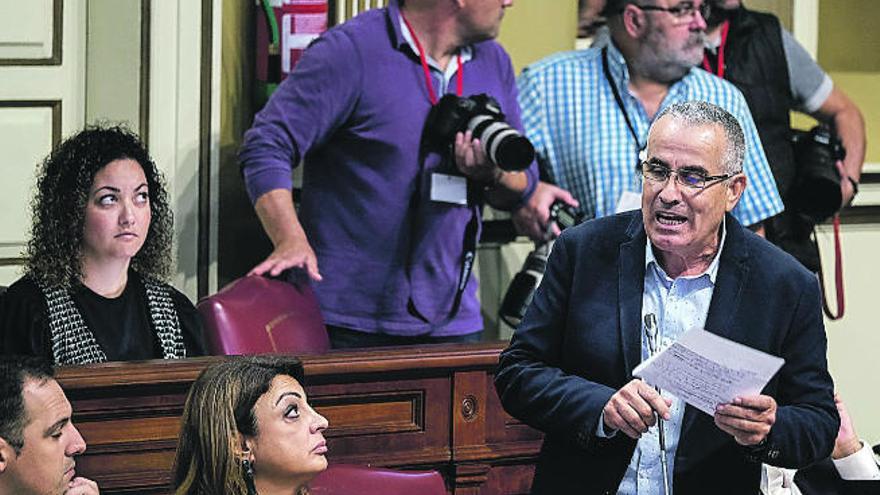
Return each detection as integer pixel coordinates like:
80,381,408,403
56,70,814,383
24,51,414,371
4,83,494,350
496,101,838,494
0,355,99,495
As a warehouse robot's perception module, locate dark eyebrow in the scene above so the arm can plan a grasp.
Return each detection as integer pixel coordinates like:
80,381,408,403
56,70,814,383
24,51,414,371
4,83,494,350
646,157,670,168
274,391,303,407
44,417,70,437
93,183,148,194
93,186,121,194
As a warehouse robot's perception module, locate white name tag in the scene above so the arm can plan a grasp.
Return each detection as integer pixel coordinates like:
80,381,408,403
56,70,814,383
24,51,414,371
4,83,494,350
430,173,468,205
615,191,642,214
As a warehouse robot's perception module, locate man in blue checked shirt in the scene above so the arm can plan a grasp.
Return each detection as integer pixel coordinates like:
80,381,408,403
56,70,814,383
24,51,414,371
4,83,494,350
512,0,783,241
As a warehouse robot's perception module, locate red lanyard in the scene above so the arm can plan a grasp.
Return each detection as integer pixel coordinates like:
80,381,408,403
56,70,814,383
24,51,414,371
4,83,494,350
401,14,463,105
702,20,730,78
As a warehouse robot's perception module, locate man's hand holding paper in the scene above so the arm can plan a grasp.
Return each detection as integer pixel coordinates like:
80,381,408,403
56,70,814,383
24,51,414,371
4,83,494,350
715,395,778,446
633,326,785,446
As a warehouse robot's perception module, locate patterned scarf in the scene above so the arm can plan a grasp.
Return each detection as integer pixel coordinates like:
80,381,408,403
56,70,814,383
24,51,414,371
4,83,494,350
39,277,187,365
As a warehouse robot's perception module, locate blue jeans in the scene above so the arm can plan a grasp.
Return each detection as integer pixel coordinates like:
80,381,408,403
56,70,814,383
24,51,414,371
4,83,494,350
326,325,483,349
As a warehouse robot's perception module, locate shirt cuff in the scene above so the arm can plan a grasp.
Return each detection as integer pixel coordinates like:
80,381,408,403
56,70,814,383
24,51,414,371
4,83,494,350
800,75,833,114
595,411,618,439
832,441,880,481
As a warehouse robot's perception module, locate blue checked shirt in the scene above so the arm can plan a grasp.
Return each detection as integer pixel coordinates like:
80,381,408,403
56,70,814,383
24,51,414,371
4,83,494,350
517,42,783,226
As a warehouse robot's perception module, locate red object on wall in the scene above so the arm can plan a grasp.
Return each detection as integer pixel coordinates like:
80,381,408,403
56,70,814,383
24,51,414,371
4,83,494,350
256,0,328,84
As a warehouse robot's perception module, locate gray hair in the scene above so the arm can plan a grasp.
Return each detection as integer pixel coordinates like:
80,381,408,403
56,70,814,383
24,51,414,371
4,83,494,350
650,100,745,174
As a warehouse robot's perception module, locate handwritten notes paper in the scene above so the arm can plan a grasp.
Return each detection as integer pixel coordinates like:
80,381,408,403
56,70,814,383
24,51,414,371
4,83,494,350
633,328,785,416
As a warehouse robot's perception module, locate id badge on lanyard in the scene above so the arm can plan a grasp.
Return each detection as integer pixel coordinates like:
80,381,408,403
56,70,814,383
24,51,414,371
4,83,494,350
402,14,467,206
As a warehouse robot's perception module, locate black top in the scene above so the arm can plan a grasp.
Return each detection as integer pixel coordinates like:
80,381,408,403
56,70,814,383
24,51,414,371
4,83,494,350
0,271,206,362
716,7,796,197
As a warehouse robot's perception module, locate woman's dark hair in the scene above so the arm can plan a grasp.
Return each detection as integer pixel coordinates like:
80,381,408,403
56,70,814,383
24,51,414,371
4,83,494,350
173,355,308,495
24,124,173,288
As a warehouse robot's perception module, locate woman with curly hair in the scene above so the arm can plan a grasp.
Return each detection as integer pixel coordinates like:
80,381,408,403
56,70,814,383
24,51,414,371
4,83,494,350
173,355,328,495
0,125,205,364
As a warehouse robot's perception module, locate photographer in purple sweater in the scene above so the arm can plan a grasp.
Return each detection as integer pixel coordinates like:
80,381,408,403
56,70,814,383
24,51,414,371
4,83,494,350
239,0,537,348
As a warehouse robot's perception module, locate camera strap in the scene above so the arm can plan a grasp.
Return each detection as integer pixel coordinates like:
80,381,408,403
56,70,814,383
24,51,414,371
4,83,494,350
816,215,846,320
401,13,463,105
406,203,480,330
402,14,475,330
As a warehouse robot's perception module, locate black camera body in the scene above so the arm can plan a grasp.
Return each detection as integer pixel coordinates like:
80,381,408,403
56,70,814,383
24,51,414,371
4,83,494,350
423,93,535,171
790,124,846,223
549,200,583,231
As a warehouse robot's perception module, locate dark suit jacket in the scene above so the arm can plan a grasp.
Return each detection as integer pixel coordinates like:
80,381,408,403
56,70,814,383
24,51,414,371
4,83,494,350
795,457,880,495
495,211,839,495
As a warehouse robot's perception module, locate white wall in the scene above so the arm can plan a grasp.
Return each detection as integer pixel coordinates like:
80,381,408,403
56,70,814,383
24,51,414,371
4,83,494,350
148,1,204,300
816,222,880,446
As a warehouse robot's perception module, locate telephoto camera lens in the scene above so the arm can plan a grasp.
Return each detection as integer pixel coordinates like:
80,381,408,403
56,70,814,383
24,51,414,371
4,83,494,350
467,115,535,171
499,243,550,328
422,93,535,172
498,200,582,328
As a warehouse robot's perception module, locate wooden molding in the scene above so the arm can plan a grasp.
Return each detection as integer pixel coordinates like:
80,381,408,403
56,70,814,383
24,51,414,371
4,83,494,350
56,343,543,494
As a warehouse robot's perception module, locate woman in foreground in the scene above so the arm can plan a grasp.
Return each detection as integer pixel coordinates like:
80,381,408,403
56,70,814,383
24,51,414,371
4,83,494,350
173,355,329,495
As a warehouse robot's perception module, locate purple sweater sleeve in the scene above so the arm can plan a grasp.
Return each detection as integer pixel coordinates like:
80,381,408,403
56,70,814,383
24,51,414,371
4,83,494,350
239,29,363,203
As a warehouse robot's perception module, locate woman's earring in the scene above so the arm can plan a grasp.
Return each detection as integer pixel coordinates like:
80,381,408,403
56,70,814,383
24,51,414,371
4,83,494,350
242,457,257,495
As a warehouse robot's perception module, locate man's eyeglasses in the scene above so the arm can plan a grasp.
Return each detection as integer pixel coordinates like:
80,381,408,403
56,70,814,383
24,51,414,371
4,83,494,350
641,160,733,189
630,2,711,24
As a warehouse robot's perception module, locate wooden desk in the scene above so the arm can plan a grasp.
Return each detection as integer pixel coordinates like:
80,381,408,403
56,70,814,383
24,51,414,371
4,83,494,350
56,342,543,494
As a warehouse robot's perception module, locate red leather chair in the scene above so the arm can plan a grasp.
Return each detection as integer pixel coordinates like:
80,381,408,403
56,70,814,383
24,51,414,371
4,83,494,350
197,276,330,355
309,464,447,495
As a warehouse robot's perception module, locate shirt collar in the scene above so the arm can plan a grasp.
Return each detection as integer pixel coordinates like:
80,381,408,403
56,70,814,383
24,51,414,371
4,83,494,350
604,39,631,92
387,0,407,48
397,12,473,69
645,216,726,284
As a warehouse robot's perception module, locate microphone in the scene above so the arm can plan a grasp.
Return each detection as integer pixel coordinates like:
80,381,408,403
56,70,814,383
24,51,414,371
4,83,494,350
644,313,670,495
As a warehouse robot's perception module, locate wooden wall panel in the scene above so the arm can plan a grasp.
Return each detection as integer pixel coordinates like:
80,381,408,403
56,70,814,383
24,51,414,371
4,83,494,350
0,101,60,283
0,0,61,64
312,377,451,466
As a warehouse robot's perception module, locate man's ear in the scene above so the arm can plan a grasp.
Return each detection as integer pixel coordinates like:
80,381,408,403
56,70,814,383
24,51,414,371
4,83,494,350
621,5,647,38
725,173,747,212
0,437,14,474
